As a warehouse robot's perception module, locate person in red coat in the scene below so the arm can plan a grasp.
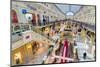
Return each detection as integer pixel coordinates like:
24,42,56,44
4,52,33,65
61,38,69,63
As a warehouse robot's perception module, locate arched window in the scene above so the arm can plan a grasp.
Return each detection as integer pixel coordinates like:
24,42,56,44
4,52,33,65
11,10,18,23
66,12,74,16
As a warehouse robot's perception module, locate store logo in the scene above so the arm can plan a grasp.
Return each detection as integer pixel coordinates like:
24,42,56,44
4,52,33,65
22,9,27,14
25,35,30,39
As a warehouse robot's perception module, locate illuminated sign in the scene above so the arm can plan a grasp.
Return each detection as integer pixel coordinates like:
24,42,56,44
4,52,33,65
22,9,27,14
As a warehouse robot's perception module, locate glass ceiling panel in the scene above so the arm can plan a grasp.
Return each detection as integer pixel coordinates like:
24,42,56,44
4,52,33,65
56,4,82,15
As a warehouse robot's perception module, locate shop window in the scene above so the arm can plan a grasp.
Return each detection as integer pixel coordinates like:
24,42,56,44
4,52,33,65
32,41,39,54
11,10,18,23
26,44,33,59
31,13,36,26
21,24,30,32
37,14,41,25
27,45,32,49
43,15,46,25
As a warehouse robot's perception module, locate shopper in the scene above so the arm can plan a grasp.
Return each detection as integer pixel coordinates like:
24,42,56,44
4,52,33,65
68,43,74,58
55,40,63,56
43,18,46,25
83,52,87,59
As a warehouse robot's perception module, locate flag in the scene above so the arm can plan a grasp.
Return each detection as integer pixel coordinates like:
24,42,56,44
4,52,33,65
61,39,69,63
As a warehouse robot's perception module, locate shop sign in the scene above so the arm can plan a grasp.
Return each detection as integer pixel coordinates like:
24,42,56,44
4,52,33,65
25,13,33,21
22,9,27,14
25,35,30,39
22,31,33,43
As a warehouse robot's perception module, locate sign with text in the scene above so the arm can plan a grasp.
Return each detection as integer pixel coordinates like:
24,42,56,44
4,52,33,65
22,30,33,43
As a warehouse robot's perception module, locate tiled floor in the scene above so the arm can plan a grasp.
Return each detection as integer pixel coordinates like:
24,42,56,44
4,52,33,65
26,30,95,64
28,43,49,64
76,42,95,61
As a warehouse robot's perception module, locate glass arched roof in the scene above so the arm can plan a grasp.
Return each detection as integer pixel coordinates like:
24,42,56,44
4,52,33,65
56,4,82,16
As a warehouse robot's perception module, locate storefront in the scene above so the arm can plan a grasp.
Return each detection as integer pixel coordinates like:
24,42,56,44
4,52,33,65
12,40,40,65
12,45,26,65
